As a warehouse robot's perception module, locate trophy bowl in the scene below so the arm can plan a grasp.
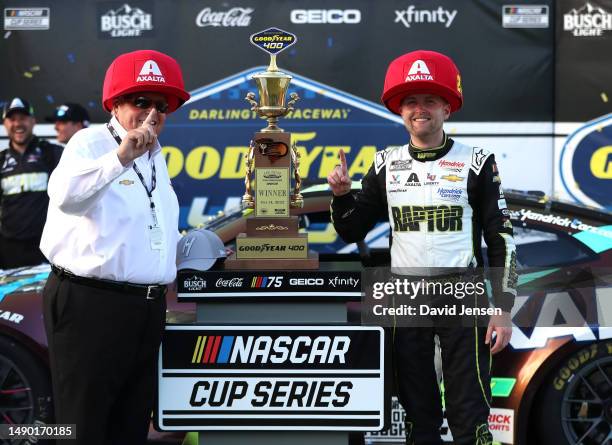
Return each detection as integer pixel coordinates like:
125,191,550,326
252,70,292,117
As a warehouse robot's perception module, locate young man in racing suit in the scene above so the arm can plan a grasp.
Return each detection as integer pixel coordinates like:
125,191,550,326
328,50,517,445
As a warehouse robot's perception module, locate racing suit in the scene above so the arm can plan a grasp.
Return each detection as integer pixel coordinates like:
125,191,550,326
0,137,62,268
331,136,517,445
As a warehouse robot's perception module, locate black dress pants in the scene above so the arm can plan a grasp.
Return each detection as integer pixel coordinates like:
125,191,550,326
42,270,166,445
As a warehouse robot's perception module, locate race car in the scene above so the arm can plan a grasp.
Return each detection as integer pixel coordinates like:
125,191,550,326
0,185,610,445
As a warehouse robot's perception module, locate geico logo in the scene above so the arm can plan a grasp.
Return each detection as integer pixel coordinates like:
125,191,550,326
289,278,324,286
230,335,351,364
391,205,463,232
290,9,361,24
162,138,377,180
189,379,352,408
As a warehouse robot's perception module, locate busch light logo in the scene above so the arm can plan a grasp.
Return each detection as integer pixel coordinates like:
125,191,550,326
99,2,154,38
559,113,612,209
184,275,206,291
195,7,253,27
564,2,612,37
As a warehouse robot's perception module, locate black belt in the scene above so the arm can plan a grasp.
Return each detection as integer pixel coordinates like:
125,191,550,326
51,265,167,300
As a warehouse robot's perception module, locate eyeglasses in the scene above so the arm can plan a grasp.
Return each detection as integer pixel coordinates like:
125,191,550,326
129,96,169,114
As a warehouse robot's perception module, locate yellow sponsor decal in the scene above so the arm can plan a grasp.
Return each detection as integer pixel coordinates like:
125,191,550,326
441,174,464,182
162,132,377,180
590,145,612,179
236,237,308,259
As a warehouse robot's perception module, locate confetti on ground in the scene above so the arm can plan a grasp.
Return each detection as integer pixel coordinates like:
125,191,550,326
601,92,609,103
23,66,41,78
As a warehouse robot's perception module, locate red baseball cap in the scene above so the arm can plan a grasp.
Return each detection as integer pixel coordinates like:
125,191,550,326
381,50,463,115
102,50,190,113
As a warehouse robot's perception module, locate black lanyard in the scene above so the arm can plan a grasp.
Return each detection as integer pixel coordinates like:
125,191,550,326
107,123,159,226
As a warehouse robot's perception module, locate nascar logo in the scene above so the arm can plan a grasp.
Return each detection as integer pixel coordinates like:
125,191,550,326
191,335,351,365
251,276,283,288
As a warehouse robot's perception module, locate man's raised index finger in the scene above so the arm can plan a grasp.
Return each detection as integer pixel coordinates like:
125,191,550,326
142,108,157,127
339,149,348,174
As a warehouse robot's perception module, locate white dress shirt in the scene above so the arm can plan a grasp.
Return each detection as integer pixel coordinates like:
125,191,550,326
40,116,180,284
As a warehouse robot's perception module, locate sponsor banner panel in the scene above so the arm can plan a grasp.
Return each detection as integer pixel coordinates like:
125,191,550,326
157,325,385,430
177,269,361,299
3,8,50,30
1,0,554,123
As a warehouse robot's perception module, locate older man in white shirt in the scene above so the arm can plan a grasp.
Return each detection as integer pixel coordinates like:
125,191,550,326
40,49,190,445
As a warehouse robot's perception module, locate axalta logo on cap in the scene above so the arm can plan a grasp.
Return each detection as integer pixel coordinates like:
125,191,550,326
405,59,433,82
137,60,165,83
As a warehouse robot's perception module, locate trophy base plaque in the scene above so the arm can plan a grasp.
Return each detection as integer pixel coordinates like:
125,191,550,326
227,216,320,270
225,251,319,270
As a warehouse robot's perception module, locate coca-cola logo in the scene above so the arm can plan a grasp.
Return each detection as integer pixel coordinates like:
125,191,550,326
196,7,253,27
215,277,244,287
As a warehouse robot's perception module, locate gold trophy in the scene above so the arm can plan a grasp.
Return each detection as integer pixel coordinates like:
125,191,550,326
226,28,318,270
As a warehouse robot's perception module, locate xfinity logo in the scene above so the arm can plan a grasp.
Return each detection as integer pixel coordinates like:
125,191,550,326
196,7,253,27
99,3,153,38
290,9,361,24
563,2,612,37
328,277,360,288
395,6,457,28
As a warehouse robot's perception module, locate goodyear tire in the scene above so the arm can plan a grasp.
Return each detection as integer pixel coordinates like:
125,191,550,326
534,341,612,445
0,336,54,444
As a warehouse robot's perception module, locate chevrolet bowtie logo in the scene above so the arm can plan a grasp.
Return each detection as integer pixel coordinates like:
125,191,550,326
119,179,134,186
441,175,464,182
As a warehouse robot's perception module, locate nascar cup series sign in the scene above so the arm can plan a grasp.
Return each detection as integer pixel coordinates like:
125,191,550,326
157,325,385,430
